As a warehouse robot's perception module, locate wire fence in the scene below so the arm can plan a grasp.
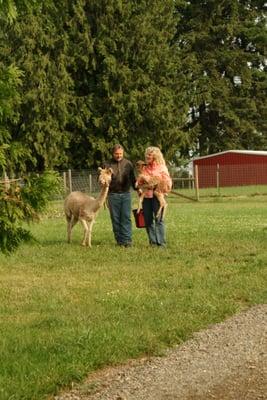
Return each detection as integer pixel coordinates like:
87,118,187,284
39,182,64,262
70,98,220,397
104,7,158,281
60,165,267,201
2,164,267,202
61,169,99,194
61,169,198,197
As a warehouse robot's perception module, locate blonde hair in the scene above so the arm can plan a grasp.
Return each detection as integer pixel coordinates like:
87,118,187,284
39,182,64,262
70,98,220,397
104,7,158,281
145,146,166,165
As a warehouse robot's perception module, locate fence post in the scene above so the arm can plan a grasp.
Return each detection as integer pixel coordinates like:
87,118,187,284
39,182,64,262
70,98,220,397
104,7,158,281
194,164,199,201
89,174,92,194
190,174,194,189
68,169,72,193
63,172,67,194
216,163,220,196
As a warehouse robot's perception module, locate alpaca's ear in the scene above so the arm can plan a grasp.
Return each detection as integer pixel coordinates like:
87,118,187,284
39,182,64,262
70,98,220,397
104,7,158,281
98,167,102,172
108,168,113,174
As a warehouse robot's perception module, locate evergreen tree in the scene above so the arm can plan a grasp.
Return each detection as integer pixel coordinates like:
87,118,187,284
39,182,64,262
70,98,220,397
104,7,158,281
66,0,187,165
1,1,73,171
2,0,187,167
0,0,61,253
175,0,267,156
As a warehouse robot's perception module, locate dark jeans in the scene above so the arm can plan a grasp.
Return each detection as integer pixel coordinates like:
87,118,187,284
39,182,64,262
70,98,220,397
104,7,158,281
108,192,132,245
143,197,166,246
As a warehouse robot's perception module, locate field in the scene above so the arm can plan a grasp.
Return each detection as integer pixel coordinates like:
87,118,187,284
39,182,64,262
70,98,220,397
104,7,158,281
0,195,266,400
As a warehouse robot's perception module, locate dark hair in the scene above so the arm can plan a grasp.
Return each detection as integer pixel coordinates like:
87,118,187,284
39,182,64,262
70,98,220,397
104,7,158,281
112,144,124,153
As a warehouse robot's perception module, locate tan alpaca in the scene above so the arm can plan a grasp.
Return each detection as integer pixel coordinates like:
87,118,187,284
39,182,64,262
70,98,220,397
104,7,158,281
135,160,168,220
64,167,113,247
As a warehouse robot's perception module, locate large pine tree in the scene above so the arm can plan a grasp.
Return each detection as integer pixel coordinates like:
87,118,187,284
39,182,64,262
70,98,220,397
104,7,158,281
1,1,73,172
2,0,188,168
65,0,187,166
175,0,267,156
3,1,265,167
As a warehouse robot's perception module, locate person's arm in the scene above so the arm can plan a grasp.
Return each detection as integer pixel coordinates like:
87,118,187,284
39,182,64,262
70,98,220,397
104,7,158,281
160,169,172,192
129,163,138,190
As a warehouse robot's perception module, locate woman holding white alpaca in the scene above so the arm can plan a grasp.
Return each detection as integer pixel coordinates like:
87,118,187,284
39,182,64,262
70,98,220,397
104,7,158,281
140,146,172,247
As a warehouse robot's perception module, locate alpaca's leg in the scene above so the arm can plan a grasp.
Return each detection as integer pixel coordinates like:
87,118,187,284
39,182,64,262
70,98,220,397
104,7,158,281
67,214,78,243
156,205,163,220
155,192,162,219
80,219,89,246
66,218,71,243
86,220,94,248
155,193,167,220
137,193,145,213
161,202,168,220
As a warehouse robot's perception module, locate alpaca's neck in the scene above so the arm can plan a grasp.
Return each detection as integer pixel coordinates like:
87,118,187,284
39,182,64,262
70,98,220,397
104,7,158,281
96,184,109,208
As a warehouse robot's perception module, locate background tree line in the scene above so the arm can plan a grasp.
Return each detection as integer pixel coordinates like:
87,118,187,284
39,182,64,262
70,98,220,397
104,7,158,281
1,0,266,175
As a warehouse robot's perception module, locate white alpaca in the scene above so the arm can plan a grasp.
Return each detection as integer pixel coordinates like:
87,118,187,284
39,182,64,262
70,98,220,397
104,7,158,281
135,161,168,220
64,167,113,247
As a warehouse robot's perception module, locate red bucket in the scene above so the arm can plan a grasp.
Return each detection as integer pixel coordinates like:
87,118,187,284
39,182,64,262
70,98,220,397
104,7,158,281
133,209,146,228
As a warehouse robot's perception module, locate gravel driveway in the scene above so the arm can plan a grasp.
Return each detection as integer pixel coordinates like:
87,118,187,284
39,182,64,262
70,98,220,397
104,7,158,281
56,304,267,400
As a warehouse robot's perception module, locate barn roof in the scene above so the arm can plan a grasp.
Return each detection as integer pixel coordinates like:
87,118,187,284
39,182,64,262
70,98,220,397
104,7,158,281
194,150,267,161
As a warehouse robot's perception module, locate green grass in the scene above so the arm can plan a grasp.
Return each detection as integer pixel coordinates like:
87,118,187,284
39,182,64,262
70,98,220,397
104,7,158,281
0,196,266,399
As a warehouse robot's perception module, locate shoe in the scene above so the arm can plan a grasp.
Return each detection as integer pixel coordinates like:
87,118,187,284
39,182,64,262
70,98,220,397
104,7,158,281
117,242,132,247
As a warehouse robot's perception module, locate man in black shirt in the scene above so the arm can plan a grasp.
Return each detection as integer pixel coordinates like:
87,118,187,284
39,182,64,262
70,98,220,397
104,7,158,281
105,144,136,247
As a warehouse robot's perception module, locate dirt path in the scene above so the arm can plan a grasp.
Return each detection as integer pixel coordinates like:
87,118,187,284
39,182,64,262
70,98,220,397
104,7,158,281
55,304,267,400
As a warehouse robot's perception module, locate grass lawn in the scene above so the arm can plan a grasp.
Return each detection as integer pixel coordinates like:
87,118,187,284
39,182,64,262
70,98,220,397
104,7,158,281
0,195,266,399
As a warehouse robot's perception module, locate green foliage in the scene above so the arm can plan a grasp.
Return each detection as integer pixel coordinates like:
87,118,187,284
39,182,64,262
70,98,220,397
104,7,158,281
1,1,73,170
175,0,267,156
0,0,266,169
0,64,22,122
0,222,32,253
0,1,64,253
0,0,43,22
0,0,17,22
0,170,61,253
1,0,186,167
76,0,187,164
0,184,34,253
0,64,23,171
21,170,62,213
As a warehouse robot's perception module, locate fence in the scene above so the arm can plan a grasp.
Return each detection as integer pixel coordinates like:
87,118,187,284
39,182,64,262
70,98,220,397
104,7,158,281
196,163,267,188
0,173,22,191
62,169,99,194
2,164,267,201
61,168,200,201
193,162,267,198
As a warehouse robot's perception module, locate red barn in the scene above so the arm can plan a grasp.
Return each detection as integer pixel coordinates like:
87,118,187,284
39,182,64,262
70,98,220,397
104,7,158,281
193,150,267,188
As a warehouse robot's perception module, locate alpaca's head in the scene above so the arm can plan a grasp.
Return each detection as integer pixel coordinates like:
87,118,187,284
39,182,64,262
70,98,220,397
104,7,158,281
98,167,113,186
136,160,146,173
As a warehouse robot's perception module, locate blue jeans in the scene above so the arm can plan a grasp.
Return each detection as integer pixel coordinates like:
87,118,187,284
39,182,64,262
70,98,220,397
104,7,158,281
143,197,166,246
108,192,132,245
